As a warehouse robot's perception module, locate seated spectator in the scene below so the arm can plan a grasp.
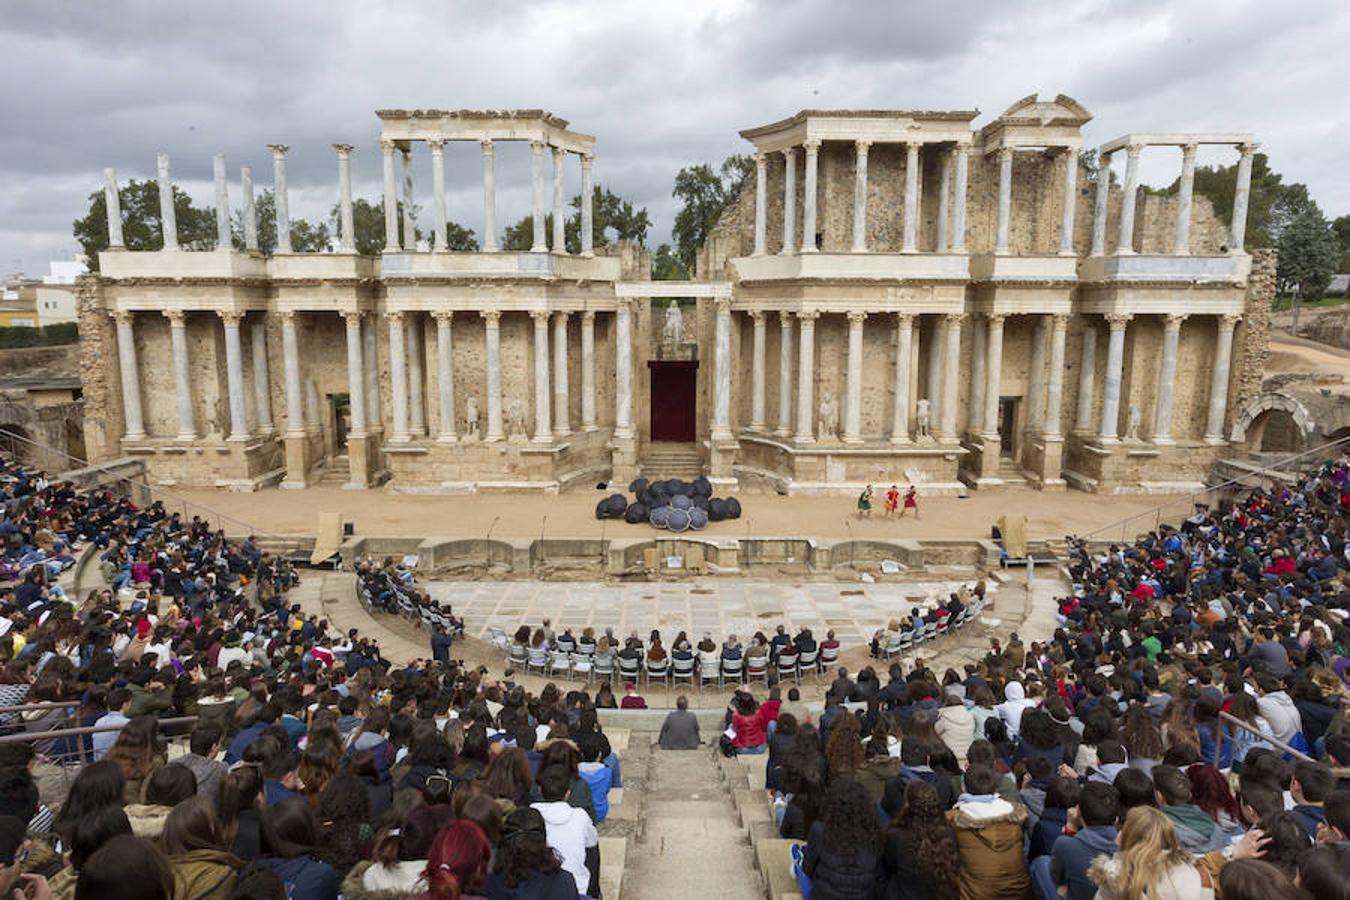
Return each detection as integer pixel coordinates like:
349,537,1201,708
619,683,646,709
946,764,1030,899
799,779,882,899
531,765,598,897
658,695,701,750
1088,806,1213,899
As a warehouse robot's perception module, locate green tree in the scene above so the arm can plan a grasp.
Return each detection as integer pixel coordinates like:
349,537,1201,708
231,190,330,254
73,179,216,271
671,155,754,274
650,243,687,280
1277,201,1339,302
1162,152,1285,250
502,185,650,254
501,215,541,252
331,198,461,255
1329,213,1350,272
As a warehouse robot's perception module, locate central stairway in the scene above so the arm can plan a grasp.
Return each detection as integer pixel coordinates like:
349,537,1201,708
639,442,704,480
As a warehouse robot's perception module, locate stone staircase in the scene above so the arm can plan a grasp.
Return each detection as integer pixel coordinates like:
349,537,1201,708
996,457,1028,485
314,454,350,487
639,443,704,480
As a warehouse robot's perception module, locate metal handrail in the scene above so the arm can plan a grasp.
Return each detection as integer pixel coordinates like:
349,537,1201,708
1081,435,1350,542
0,716,198,745
1219,710,1314,763
0,701,80,714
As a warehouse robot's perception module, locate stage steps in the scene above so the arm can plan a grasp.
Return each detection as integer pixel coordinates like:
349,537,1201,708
640,442,704,479
314,454,350,486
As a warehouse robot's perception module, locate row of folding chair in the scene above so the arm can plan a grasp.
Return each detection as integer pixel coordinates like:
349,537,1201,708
879,598,986,660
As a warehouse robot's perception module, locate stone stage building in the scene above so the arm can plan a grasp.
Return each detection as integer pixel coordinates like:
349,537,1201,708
79,95,1271,496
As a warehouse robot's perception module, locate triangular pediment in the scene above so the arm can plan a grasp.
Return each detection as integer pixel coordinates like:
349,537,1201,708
996,93,1092,126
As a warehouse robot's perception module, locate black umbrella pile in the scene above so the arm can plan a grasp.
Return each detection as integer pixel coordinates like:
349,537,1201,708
593,476,742,531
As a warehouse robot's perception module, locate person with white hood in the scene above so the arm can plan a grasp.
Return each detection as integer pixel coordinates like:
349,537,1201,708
1254,673,1301,745
532,763,599,897
996,680,1036,736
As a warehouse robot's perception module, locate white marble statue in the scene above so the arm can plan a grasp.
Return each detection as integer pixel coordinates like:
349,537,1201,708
1126,402,1141,441
916,398,932,439
662,301,683,346
506,398,528,441
464,396,479,439
818,394,839,442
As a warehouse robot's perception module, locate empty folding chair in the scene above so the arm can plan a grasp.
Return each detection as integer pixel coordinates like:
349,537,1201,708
571,652,593,683
776,650,800,683
548,649,572,679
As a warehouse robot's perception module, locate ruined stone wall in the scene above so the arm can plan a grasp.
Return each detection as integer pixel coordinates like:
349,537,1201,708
0,345,79,378
1233,249,1276,419
76,277,119,462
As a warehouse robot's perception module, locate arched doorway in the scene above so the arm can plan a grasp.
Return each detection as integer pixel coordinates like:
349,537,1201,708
1251,409,1305,452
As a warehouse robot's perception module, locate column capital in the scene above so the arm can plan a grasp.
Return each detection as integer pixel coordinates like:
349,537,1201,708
954,142,972,158
552,145,565,161
986,313,1007,328
797,309,820,323
846,310,868,325
1051,313,1071,331
1098,148,1114,164
530,309,550,325
802,140,821,155
1180,142,1199,159
339,310,364,326
779,310,793,327
1237,142,1259,158
399,145,413,161
779,146,795,160
582,309,596,324
749,309,766,324
480,309,502,326
379,138,396,154
894,312,914,327
1219,313,1242,329
714,297,733,315
218,311,243,328
855,139,872,154
944,312,964,326
431,310,454,325
332,143,353,158
1163,313,1188,328
266,143,289,158
1105,312,1133,330
162,309,187,326
480,138,495,155
529,140,546,154
753,151,767,167
279,310,298,325
1125,142,1145,157
997,146,1015,163
427,138,445,152
553,309,570,322
385,309,405,325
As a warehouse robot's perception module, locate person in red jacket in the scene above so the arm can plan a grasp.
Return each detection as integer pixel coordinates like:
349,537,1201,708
729,690,768,754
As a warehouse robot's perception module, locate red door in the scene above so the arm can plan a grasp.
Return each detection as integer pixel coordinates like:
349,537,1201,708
648,360,698,442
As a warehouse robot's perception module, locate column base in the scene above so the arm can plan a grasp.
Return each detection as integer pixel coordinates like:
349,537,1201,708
843,435,864,445
1204,436,1228,446
1152,437,1176,446
485,432,506,442
175,433,197,443
748,421,767,432
552,429,571,439
1115,249,1136,257
123,432,148,443
889,434,912,445
710,428,735,443
227,432,251,443
530,244,547,253
1057,248,1076,257
436,433,459,444
793,433,815,444
774,427,792,438
582,424,599,432
531,434,552,444
390,433,412,444
850,245,866,253
800,246,818,254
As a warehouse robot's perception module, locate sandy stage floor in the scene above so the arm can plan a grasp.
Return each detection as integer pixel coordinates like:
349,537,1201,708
161,481,1179,544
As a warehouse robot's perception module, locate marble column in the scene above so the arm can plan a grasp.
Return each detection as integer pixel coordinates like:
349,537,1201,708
406,314,426,436
851,141,870,252
903,142,921,253
711,299,734,442
165,310,195,440
342,312,367,436
801,141,820,252
1230,143,1257,252
335,144,356,252
1154,313,1185,444
268,144,291,253
481,140,498,252
614,303,634,440
380,140,400,251
530,142,547,252
241,166,258,252
995,147,1014,254
1045,315,1069,438
1074,326,1097,432
936,151,951,254
531,311,552,442
780,149,797,255
363,317,381,431
982,314,1006,441
1205,314,1240,443
104,168,125,248
951,144,970,252
926,317,944,428
753,153,768,256
429,139,447,252
114,311,145,440
156,152,178,251
1090,151,1112,256
843,311,866,443
580,154,594,257
1099,314,1131,441
251,316,273,434
890,313,913,444
482,311,504,441
387,311,410,442
552,312,570,435
776,312,794,436
221,312,249,440
1026,316,1048,431
1116,143,1143,255
1173,143,1197,255
433,312,457,441
281,311,305,437
401,148,416,249
939,313,962,440
750,311,767,430
1059,148,1078,255
969,316,986,435
551,147,565,252
212,153,231,250
794,311,818,442
580,311,597,430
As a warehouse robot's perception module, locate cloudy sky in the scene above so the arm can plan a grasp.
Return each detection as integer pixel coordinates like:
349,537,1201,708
2,0,1347,275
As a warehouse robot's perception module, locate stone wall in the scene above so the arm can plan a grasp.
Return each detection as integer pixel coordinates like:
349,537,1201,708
76,277,119,463
0,345,79,378
1233,248,1276,417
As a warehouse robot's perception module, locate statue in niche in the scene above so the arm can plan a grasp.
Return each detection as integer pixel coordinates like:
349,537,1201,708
818,394,839,442
915,399,932,440
506,399,528,441
661,301,683,346
464,396,479,440
1126,402,1141,442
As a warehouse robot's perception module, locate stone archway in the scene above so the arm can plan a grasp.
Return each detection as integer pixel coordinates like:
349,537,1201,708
1229,392,1315,449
